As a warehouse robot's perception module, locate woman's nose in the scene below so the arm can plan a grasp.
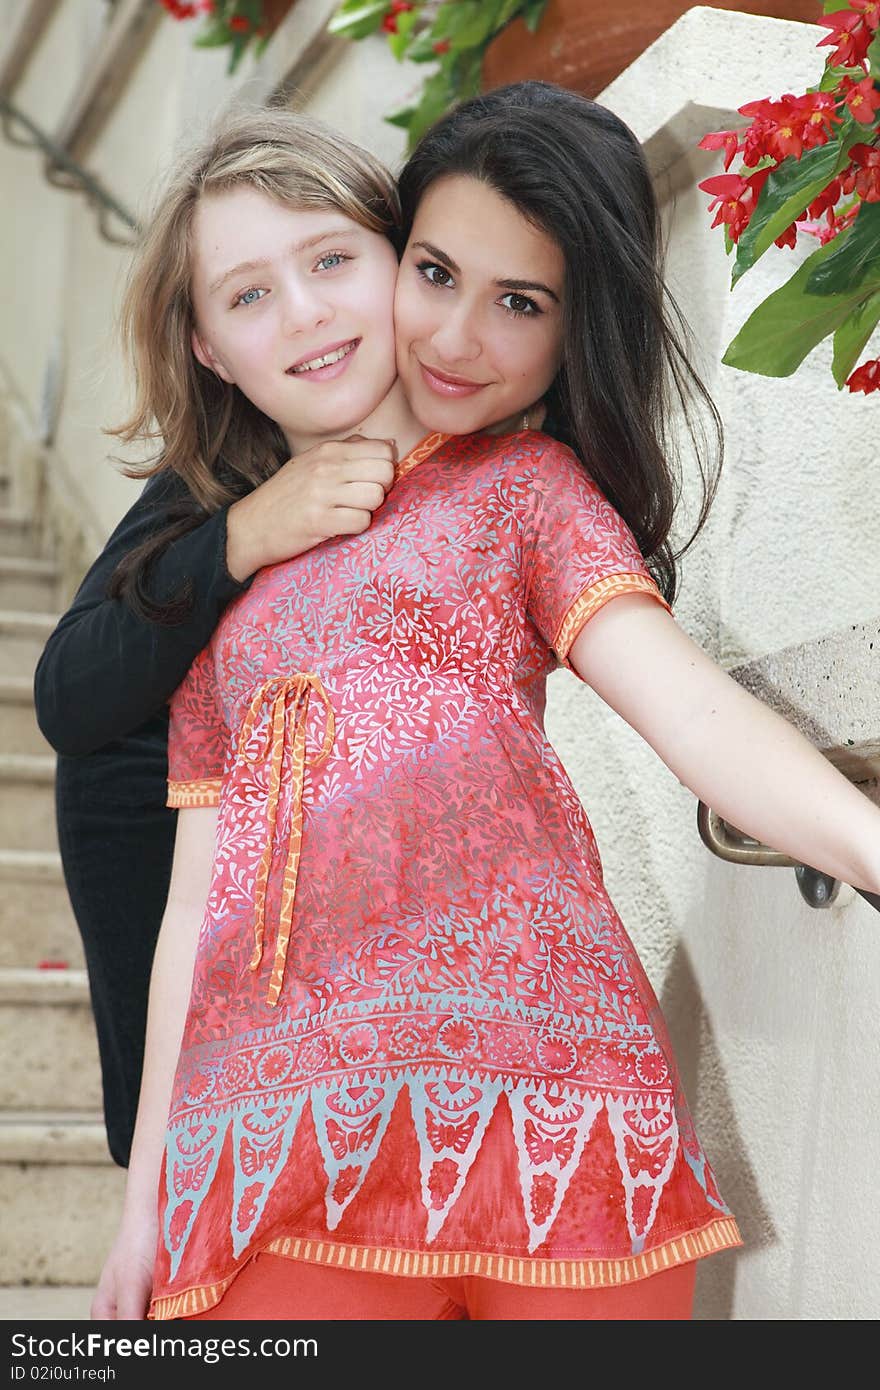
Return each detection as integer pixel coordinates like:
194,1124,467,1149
431,303,482,364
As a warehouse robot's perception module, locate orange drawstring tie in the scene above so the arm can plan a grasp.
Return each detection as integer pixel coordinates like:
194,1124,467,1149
237,674,335,1007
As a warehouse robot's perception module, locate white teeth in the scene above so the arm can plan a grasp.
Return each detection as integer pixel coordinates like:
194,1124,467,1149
290,341,355,374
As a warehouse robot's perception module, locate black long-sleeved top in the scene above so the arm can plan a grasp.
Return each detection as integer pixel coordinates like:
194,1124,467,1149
34,471,252,756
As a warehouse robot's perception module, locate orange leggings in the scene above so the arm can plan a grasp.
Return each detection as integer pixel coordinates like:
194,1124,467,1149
183,1251,696,1321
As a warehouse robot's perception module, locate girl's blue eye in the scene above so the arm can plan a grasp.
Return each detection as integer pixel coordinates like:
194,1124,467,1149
235,287,266,308
418,261,454,288
317,252,349,271
500,291,539,317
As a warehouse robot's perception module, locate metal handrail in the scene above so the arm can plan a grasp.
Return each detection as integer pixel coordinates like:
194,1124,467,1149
697,801,880,912
0,95,138,246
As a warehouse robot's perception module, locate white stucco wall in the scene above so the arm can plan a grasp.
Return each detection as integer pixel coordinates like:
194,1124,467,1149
2,3,877,1318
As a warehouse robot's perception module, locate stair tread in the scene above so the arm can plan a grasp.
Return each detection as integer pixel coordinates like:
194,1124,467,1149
0,847,64,880
0,966,90,1002
0,608,58,632
0,555,57,578
0,751,56,779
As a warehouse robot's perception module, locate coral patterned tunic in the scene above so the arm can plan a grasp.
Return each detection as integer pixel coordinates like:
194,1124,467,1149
150,430,740,1319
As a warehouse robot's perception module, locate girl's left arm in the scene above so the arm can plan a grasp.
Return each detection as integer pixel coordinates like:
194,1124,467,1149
569,594,880,896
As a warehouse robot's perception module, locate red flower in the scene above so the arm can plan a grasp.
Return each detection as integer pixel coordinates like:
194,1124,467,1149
698,129,740,172
817,9,874,67
382,0,413,32
229,14,250,32
433,39,451,55
849,143,880,202
774,222,798,249
738,93,839,164
801,202,858,244
698,169,768,243
840,75,880,124
846,358,880,393
161,0,197,17
806,178,842,220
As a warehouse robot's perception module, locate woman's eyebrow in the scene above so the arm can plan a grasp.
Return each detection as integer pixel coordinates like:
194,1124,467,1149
412,240,559,302
496,276,560,303
208,228,358,295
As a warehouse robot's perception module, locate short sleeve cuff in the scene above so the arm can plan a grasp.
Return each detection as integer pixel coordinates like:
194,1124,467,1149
554,572,671,667
167,778,223,808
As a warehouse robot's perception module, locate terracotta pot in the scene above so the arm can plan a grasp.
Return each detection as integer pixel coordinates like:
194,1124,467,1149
482,0,822,99
262,0,298,34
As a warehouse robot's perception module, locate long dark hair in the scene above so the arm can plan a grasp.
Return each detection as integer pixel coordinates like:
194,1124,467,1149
396,81,722,605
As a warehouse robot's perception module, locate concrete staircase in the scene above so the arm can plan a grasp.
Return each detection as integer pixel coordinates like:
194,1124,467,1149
0,476,125,1321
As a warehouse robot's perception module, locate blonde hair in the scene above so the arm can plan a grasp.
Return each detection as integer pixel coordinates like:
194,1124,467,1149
108,107,399,619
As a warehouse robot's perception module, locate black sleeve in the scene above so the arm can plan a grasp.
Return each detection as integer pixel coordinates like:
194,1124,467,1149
34,471,254,756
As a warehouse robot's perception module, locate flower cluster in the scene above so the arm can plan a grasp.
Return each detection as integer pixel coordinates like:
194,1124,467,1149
698,2,880,394
157,0,273,69
329,1,550,148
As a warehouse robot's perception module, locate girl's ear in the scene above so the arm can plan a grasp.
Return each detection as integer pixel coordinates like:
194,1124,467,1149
191,328,235,384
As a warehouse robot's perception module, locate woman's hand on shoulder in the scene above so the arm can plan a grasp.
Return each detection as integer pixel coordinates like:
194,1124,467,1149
225,435,397,580
91,1207,158,1321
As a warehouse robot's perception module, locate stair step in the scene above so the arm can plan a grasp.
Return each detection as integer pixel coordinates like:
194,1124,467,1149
0,1286,93,1320
0,609,58,678
0,753,58,852
0,676,51,755
0,849,84,968
0,554,58,612
0,512,41,558
0,968,102,1110
0,1113,124,1286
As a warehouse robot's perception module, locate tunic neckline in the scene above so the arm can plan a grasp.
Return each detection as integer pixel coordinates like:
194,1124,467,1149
394,431,451,484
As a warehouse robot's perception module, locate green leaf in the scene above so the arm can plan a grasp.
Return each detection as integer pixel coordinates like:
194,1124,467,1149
818,63,868,92
832,290,880,386
732,120,864,285
806,202,880,294
387,7,418,60
522,0,550,32
406,28,444,62
385,104,417,130
225,31,251,73
868,31,880,83
723,235,880,377
403,67,458,147
431,0,502,50
327,2,388,39
194,22,236,49
722,233,880,378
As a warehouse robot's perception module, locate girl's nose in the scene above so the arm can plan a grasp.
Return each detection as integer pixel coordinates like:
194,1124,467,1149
279,281,333,337
431,304,482,364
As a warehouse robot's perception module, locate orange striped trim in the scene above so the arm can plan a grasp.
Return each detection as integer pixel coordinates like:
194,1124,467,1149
148,1216,742,1319
554,572,671,665
166,778,222,808
394,431,450,483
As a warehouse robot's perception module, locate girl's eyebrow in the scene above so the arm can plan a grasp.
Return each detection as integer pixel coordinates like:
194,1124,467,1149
208,227,359,295
412,240,560,303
